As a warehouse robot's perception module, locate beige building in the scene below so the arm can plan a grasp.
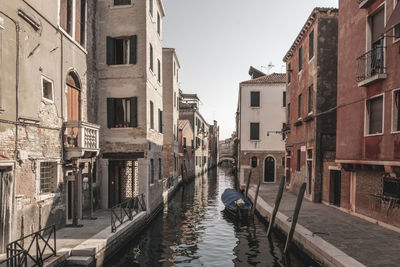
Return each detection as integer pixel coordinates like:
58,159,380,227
237,68,286,186
96,0,165,213
162,48,180,189
0,0,99,251
179,93,209,176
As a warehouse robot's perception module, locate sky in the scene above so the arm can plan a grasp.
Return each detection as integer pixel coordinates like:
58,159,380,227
162,0,339,140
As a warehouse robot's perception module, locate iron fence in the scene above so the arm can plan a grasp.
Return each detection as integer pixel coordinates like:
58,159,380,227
356,46,386,82
0,250,27,267
111,194,146,233
6,225,56,267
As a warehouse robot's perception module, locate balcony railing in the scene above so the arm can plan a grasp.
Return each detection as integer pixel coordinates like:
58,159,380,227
356,46,386,86
64,121,100,160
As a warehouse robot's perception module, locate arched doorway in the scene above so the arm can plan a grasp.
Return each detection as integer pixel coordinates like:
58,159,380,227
66,71,81,122
264,157,275,182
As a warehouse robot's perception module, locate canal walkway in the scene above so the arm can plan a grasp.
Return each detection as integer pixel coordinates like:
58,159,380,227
248,183,400,267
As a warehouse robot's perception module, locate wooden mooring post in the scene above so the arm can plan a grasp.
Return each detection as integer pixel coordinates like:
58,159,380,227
251,175,262,216
267,177,285,237
284,182,306,254
245,170,252,198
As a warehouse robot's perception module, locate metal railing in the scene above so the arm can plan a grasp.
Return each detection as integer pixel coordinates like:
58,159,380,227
6,225,56,267
356,46,386,82
111,194,146,233
0,250,27,267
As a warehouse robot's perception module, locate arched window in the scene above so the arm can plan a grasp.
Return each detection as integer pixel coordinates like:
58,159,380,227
66,71,81,122
251,156,258,168
264,157,275,182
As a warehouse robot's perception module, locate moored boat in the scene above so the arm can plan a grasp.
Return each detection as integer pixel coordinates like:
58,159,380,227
221,188,252,219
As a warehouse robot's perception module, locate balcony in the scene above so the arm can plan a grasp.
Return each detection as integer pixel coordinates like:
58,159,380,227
356,46,387,87
64,121,100,160
358,0,374,8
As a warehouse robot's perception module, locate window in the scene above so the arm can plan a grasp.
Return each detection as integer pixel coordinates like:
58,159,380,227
150,101,154,129
250,91,260,107
106,35,137,65
251,157,258,168
309,30,314,60
283,91,287,107
149,0,153,17
150,159,154,184
287,103,291,123
298,46,303,71
157,59,161,83
157,13,161,35
60,0,86,46
366,95,383,135
174,155,177,171
393,90,400,131
174,92,176,107
149,43,153,71
383,177,400,198
287,63,291,83
158,158,162,180
158,109,163,133
173,62,176,76
298,94,302,118
395,0,400,41
308,85,313,114
114,0,131,5
250,123,259,140
297,149,301,171
183,137,187,148
41,76,54,102
107,97,138,128
40,162,57,194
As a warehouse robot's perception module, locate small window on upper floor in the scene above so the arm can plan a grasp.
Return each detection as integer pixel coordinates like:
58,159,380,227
298,94,302,119
287,63,291,83
250,91,260,107
283,91,287,107
157,12,161,35
114,0,131,6
157,59,161,83
149,0,153,17
393,90,400,132
308,85,314,114
309,30,314,60
298,46,303,71
41,76,54,102
106,35,137,65
366,95,383,135
149,43,154,71
250,122,260,140
60,0,86,47
394,0,400,42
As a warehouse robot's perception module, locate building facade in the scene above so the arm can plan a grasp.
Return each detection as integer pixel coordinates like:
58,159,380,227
162,48,180,189
178,120,195,180
0,0,99,251
179,93,209,176
208,120,219,169
283,8,338,202
336,0,400,227
237,70,286,186
96,0,165,213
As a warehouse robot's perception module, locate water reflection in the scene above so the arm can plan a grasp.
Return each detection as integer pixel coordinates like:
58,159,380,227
106,167,317,267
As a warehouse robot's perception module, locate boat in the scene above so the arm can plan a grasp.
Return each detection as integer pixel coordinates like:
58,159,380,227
221,188,252,219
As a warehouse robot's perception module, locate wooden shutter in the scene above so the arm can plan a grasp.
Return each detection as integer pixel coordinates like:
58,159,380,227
130,35,137,64
107,37,115,65
372,8,385,44
159,109,163,133
369,96,383,134
250,91,260,107
107,98,115,128
75,0,81,43
60,0,68,30
130,97,138,127
250,123,259,140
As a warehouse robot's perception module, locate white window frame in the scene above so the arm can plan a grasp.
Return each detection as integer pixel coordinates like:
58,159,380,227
391,88,400,133
364,93,385,136
41,75,55,103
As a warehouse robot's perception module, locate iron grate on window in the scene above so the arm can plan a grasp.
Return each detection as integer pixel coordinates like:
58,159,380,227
40,162,57,194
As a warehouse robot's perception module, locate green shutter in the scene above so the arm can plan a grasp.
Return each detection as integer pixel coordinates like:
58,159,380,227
130,35,137,64
130,97,138,127
106,37,115,65
159,109,163,133
107,98,115,128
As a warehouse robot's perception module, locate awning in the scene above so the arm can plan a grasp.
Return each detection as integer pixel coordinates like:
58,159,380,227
385,2,400,33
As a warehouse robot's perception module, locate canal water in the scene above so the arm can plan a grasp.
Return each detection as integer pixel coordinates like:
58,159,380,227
106,167,318,267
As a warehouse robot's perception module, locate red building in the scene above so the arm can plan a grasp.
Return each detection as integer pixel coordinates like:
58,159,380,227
284,8,338,202
336,0,400,227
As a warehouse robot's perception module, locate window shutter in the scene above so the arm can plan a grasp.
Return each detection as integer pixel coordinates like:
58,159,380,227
130,97,138,127
60,0,68,30
107,37,115,65
130,35,137,64
107,98,115,128
159,109,163,133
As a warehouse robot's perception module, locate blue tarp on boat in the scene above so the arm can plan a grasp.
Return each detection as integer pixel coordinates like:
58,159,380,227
221,189,252,210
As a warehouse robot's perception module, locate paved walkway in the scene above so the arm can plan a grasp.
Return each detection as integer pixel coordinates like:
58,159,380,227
250,184,400,267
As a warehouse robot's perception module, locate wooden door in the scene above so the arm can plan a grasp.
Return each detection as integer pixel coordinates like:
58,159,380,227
0,170,12,253
67,85,80,121
264,157,275,182
108,161,120,208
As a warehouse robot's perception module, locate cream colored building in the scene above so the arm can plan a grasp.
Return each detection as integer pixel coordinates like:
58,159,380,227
96,0,165,213
0,0,99,251
162,48,180,188
237,69,286,186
